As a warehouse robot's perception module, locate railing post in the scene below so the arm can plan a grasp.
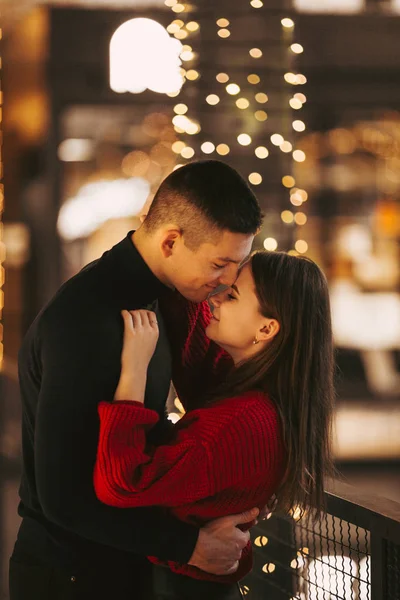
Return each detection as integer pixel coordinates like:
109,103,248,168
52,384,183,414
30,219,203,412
370,533,385,600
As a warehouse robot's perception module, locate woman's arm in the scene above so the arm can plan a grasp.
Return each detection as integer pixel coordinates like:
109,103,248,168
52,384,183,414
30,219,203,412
94,402,211,507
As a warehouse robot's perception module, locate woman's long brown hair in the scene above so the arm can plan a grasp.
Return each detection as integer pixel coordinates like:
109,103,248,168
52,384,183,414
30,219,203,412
209,251,335,515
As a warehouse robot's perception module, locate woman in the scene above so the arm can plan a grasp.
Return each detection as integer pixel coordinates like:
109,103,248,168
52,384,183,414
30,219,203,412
94,251,335,599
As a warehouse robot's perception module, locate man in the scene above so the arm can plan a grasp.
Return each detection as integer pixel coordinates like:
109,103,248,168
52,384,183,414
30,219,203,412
10,160,263,600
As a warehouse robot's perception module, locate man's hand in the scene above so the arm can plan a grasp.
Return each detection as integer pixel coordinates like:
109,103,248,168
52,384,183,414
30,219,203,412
188,508,259,576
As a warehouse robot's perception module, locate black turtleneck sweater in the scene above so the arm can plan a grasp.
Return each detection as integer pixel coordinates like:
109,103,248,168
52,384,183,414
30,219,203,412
14,232,198,569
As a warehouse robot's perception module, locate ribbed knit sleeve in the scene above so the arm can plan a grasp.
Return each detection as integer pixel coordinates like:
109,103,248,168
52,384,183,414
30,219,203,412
94,401,212,508
159,290,233,409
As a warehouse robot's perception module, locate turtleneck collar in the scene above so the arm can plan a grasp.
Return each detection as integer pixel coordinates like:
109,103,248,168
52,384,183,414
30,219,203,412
101,231,169,309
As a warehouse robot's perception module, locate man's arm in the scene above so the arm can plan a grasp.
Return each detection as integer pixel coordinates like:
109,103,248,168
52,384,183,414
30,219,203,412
33,306,198,562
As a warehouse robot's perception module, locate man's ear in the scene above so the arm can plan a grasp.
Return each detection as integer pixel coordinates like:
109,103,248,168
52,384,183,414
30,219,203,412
160,229,182,258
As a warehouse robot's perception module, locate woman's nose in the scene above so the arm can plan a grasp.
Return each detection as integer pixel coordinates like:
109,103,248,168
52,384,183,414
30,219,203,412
209,291,224,307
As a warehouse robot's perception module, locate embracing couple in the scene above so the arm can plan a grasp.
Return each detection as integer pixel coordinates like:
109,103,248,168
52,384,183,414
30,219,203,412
9,160,334,600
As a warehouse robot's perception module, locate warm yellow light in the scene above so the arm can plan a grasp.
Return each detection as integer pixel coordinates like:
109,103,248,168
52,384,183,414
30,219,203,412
271,134,284,146
295,240,308,254
172,3,185,12
186,120,201,134
262,563,276,574
297,189,308,202
295,212,307,225
289,98,303,110
226,83,240,95
167,23,180,34
294,93,307,103
175,29,188,39
180,50,195,61
255,110,268,122
238,134,252,146
281,210,294,223
217,18,230,27
290,193,303,206
284,72,297,84
255,93,268,103
201,142,215,154
250,0,263,7
280,141,293,153
248,74,260,84
172,141,186,154
296,74,307,85
216,143,230,155
263,237,278,251
249,48,263,58
249,172,262,185
181,147,195,159
293,150,306,162
167,90,181,97
217,72,230,83
282,175,295,188
236,98,250,109
218,29,230,38
281,18,295,29
174,103,188,115
186,21,200,32
255,146,269,159
291,43,304,54
172,115,189,128
173,163,184,171
186,69,199,81
165,0,177,6
292,120,306,132
206,94,220,105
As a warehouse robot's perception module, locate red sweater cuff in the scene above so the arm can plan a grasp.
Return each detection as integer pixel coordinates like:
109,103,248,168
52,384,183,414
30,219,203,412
98,401,160,428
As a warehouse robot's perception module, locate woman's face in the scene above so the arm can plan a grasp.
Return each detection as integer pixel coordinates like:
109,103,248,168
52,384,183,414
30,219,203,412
206,262,278,363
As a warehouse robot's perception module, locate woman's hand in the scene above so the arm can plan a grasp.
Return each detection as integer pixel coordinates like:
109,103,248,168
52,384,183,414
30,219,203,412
114,310,159,403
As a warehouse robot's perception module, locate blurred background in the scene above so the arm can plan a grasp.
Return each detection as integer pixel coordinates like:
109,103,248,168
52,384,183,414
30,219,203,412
0,0,400,597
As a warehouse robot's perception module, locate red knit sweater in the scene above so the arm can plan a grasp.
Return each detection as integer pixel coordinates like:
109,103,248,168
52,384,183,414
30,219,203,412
94,292,285,583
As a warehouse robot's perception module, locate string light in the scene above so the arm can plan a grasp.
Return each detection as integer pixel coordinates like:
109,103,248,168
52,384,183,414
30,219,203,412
201,141,215,154
181,146,195,158
284,72,298,84
294,92,307,103
218,29,230,38
263,237,278,250
186,69,199,80
174,103,188,114
292,120,306,132
281,210,294,223
172,140,186,153
289,98,303,110
216,144,230,155
254,110,268,122
249,172,262,185
293,149,306,162
280,141,293,153
249,48,263,58
186,21,200,32
281,17,295,28
290,43,304,54
206,94,220,105
295,240,308,253
226,83,240,95
247,74,260,84
238,133,252,146
172,3,185,13
282,175,295,188
216,72,229,83
236,98,250,109
216,18,229,27
271,134,284,146
255,146,269,159
255,92,268,103
250,0,263,7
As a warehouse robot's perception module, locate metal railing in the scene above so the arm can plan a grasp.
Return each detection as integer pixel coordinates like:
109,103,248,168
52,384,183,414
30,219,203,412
241,478,400,600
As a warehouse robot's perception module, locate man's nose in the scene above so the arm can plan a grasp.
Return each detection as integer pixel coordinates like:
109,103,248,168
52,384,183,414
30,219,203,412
218,264,239,287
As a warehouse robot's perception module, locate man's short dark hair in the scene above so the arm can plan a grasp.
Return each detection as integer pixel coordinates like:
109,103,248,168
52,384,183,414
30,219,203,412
143,160,263,249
